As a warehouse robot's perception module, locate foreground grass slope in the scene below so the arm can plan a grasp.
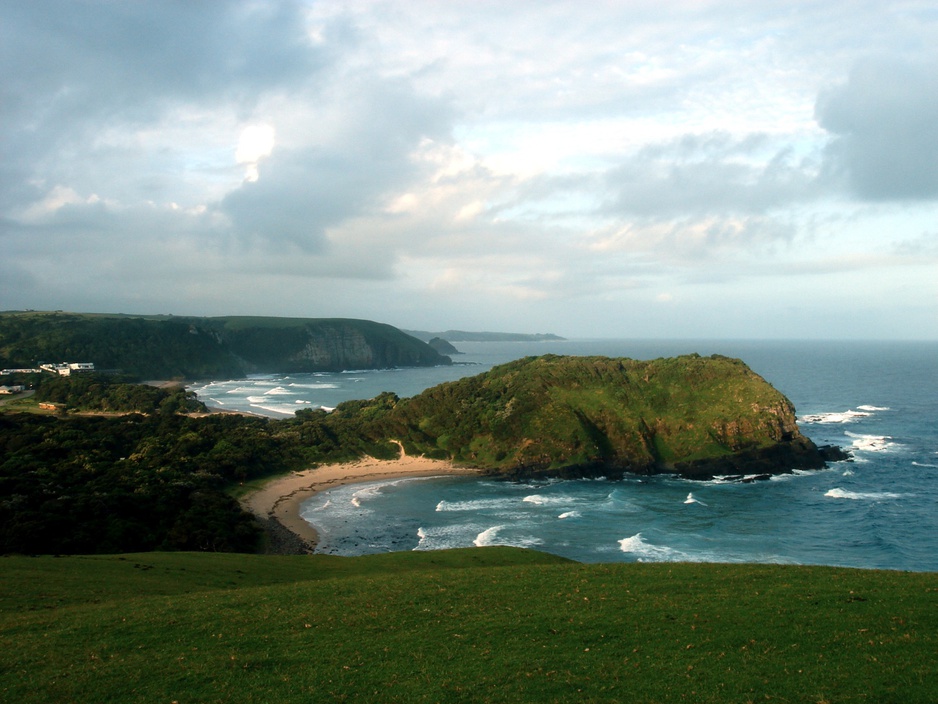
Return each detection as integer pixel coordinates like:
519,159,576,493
2,550,934,703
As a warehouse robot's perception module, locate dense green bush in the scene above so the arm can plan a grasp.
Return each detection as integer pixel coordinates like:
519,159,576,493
33,374,205,414
0,391,402,554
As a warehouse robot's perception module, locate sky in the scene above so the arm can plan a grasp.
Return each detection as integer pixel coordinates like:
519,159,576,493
2,1,937,339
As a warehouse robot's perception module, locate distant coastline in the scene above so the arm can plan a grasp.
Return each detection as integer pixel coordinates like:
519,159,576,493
405,329,565,343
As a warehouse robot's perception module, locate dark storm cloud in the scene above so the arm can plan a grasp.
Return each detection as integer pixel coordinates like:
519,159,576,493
816,57,938,200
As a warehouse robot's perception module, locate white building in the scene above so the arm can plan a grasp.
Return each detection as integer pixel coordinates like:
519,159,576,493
39,362,95,376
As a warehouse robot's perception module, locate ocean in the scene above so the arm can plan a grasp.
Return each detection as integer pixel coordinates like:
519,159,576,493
191,340,938,571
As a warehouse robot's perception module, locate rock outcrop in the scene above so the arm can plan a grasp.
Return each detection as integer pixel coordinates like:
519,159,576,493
427,337,462,355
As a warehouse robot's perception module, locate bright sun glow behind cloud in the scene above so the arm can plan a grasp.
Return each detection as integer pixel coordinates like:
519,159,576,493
236,124,276,182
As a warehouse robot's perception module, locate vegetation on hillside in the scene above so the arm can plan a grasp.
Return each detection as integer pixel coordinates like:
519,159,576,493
0,312,241,379
0,354,846,555
1,551,934,703
0,382,396,554
0,311,449,379
382,354,832,477
33,374,206,414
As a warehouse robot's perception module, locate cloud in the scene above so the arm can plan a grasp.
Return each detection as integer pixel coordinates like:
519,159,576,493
599,132,822,218
0,0,328,215
1,1,321,118
816,56,938,200
1,1,936,338
220,77,453,254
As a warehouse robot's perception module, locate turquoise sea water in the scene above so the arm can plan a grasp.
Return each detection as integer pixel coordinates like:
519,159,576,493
192,340,938,570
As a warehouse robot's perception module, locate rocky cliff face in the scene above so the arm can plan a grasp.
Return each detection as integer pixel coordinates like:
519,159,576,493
291,325,379,368
218,318,451,373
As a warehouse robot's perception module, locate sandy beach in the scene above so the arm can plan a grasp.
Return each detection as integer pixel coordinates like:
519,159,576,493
240,444,478,552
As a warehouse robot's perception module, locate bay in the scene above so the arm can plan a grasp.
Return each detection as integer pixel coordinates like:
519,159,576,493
192,339,938,570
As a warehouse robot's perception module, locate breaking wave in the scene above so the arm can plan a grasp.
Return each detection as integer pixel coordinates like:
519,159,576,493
618,533,692,562
800,409,871,424
845,431,900,453
473,525,506,546
825,488,905,501
435,498,519,512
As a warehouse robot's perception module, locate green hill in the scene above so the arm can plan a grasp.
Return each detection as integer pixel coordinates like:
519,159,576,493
0,311,449,379
2,550,934,703
384,354,841,478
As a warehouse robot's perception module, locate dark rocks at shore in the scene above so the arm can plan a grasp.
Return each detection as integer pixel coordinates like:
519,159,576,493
254,516,313,556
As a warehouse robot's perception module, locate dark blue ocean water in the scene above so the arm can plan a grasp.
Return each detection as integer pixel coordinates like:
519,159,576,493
194,340,938,570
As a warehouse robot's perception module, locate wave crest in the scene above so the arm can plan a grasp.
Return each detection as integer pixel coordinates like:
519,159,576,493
825,488,904,501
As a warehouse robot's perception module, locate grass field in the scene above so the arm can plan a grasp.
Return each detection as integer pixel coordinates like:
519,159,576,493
1,549,935,703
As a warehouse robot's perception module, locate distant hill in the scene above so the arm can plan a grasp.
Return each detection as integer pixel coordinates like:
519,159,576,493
405,329,565,342
383,354,844,478
0,311,450,380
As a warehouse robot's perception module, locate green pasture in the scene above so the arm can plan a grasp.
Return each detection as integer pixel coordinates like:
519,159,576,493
2,549,934,703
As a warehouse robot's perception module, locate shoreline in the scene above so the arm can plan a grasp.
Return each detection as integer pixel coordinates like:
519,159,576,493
240,446,478,553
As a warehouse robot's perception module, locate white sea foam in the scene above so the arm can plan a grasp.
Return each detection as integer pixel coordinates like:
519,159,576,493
413,524,477,551
522,494,576,506
857,405,890,411
912,461,937,468
683,492,707,506
435,498,519,512
825,488,905,501
264,386,294,395
474,525,505,546
558,511,581,519
288,382,339,389
800,409,872,424
845,431,899,453
769,469,827,482
618,533,688,562
350,485,384,507
472,525,543,549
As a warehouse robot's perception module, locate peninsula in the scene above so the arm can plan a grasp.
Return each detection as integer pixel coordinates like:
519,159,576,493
382,353,846,479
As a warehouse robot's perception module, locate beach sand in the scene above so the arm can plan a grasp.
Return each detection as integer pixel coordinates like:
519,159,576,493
241,444,478,553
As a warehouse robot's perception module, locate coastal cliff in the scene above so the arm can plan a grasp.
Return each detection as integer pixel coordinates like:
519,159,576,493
213,317,450,373
0,311,449,379
383,354,845,478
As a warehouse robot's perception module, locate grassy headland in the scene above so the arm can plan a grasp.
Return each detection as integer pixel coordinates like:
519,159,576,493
0,311,449,379
383,354,842,478
1,550,934,703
